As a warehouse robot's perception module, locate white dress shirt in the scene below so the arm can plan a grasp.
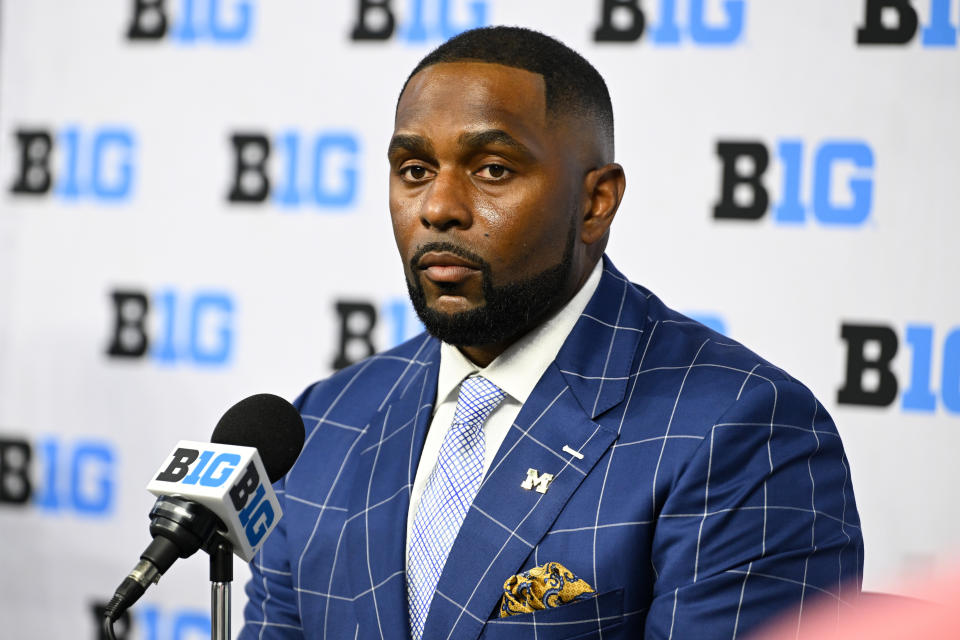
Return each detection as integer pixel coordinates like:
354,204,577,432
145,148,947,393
405,260,603,566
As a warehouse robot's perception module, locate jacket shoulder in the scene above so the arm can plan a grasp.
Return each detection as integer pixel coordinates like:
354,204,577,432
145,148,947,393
640,285,797,387
295,332,439,417
619,285,823,439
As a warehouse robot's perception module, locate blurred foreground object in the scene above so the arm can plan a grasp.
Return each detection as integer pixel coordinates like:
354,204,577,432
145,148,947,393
751,562,960,639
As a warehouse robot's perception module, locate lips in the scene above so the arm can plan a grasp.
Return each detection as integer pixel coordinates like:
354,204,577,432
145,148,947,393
417,251,481,284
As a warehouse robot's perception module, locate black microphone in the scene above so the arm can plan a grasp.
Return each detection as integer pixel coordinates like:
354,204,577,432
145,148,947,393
103,393,305,623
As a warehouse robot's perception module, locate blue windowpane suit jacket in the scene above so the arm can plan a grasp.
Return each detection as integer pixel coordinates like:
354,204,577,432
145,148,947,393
241,257,863,640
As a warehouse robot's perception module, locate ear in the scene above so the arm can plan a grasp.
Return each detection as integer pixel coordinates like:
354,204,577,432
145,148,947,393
581,163,625,245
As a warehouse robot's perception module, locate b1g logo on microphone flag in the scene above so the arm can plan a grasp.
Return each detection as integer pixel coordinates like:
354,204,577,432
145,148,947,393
147,440,281,561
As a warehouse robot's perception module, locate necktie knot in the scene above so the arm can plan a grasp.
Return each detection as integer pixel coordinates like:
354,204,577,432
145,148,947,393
452,375,506,427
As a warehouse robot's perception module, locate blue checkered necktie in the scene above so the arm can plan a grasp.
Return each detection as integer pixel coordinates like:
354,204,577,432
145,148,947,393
407,375,506,640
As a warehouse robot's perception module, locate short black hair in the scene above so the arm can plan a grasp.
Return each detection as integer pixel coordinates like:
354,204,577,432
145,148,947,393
400,26,614,154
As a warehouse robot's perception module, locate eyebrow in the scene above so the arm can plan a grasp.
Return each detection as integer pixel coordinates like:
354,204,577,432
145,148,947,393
457,129,533,159
387,134,436,162
388,129,535,164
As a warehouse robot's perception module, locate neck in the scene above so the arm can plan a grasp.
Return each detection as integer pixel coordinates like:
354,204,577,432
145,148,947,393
458,343,508,368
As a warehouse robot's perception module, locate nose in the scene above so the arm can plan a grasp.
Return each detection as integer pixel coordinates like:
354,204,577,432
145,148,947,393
420,170,472,231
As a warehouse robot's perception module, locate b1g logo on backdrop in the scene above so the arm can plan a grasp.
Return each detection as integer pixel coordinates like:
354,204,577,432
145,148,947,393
0,435,116,517
8,126,136,202
594,0,745,45
126,0,255,44
227,131,360,209
857,0,958,47
332,297,425,369
351,0,487,43
838,322,960,415
712,139,875,226
106,288,235,367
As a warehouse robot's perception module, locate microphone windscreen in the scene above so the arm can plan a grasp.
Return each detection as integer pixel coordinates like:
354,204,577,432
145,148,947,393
211,393,305,483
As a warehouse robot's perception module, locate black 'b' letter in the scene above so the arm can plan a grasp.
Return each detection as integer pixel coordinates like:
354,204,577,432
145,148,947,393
332,301,377,370
856,0,918,45
229,461,260,510
10,130,53,195
228,134,271,203
127,0,168,40
155,448,200,483
594,0,645,42
837,323,899,407
351,0,395,40
107,291,150,358
0,438,32,505
713,141,770,220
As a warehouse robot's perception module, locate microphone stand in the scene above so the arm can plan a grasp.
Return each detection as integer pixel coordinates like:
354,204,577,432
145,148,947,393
208,535,233,640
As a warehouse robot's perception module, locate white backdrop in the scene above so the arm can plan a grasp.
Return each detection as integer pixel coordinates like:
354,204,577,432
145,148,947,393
1,1,958,638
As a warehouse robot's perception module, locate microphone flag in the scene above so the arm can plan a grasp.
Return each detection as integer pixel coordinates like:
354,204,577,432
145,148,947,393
146,439,282,562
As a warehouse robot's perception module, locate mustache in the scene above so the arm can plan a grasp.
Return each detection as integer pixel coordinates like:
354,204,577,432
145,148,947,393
409,242,490,273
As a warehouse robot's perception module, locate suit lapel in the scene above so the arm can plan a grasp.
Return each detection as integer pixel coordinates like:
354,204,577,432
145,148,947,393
345,337,440,640
556,257,650,420
419,258,649,640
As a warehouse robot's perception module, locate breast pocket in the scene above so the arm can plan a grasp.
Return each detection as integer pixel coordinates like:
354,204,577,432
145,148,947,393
478,588,624,640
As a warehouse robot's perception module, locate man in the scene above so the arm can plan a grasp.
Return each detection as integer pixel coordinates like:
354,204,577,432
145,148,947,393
241,27,862,640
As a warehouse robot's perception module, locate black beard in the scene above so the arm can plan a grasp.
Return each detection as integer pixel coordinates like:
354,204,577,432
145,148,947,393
406,228,576,347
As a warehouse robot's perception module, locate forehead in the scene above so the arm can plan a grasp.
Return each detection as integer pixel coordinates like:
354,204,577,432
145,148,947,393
394,62,549,139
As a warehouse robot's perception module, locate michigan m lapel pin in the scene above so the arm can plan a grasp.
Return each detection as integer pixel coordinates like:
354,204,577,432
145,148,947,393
521,468,554,494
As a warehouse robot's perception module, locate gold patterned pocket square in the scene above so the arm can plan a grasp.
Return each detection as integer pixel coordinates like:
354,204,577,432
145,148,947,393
498,561,596,618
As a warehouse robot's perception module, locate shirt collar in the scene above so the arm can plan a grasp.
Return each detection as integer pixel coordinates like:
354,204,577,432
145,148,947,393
435,260,604,406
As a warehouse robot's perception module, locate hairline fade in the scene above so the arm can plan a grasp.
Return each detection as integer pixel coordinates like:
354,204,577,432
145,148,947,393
396,26,615,157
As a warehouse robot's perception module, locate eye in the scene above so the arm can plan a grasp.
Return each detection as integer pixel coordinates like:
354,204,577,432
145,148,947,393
399,164,432,182
476,164,511,180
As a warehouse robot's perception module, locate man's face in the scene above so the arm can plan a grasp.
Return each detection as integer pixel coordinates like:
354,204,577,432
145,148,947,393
389,62,589,350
